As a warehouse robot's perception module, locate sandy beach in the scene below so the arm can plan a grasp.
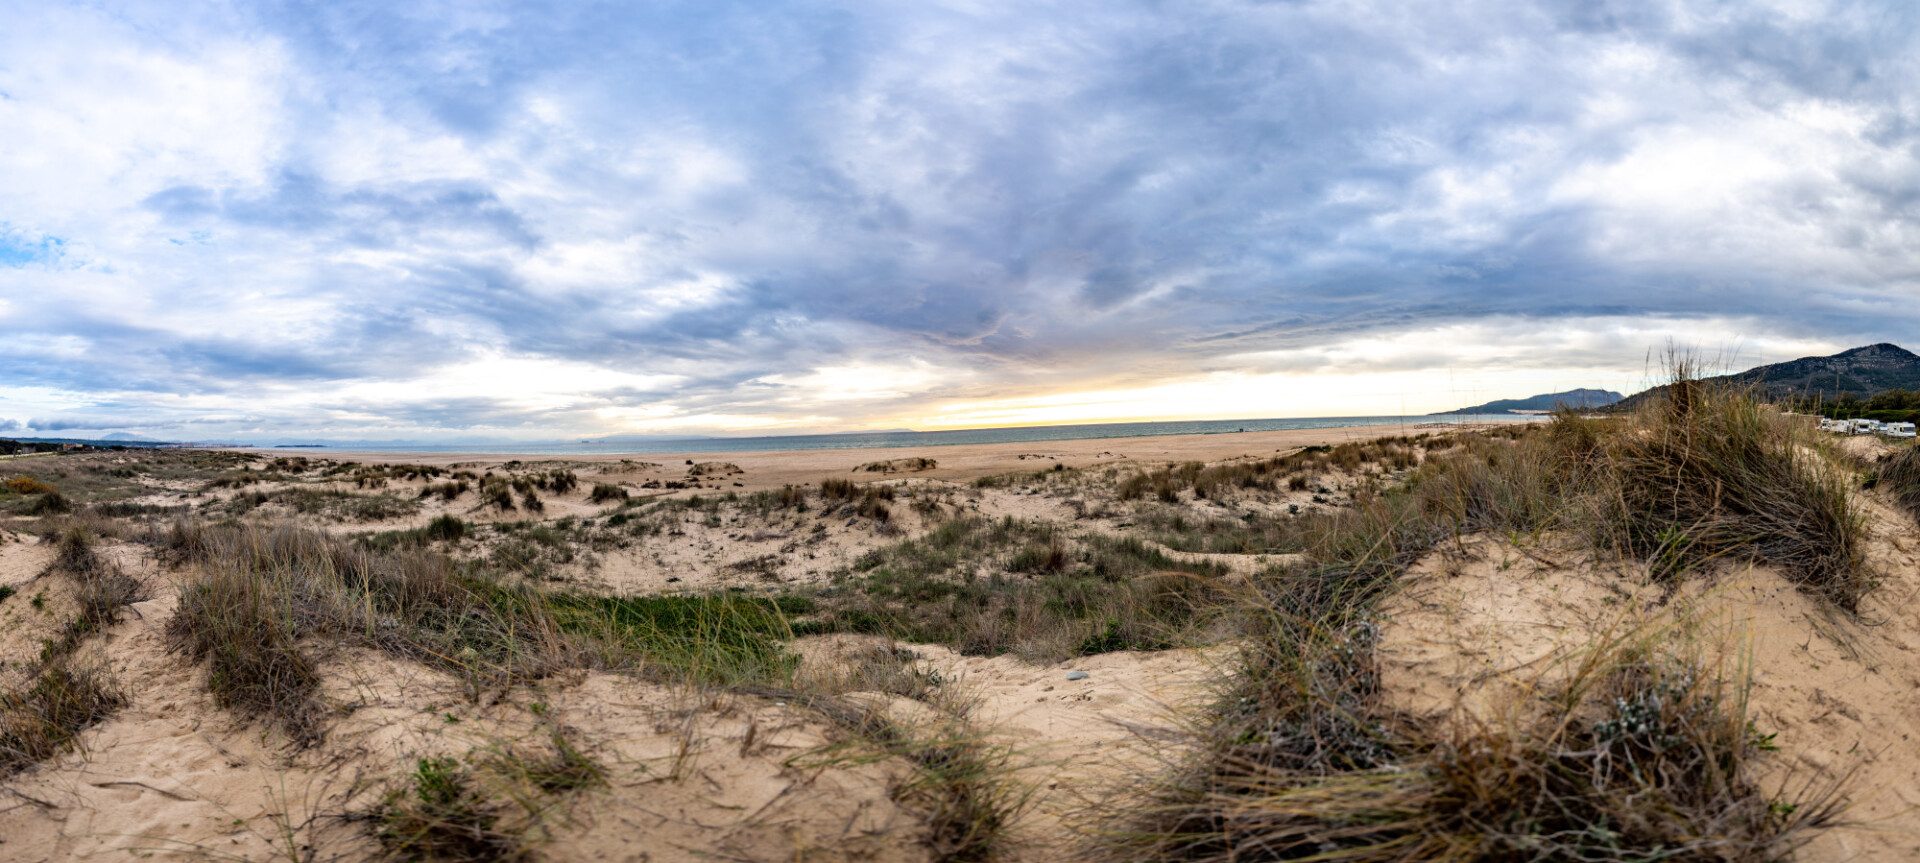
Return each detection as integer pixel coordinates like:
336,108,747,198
254,420,1523,491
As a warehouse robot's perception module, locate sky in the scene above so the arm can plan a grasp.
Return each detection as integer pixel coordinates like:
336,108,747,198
3,0,1919,442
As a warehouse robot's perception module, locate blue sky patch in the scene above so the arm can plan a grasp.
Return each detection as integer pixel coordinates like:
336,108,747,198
0,229,66,268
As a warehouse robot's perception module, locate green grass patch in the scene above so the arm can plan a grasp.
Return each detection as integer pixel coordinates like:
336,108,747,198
550,592,808,686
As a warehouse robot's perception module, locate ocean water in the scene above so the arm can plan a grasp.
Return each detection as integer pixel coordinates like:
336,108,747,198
291,414,1537,455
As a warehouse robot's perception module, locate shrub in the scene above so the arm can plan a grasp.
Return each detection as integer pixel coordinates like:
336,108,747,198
858,457,938,473
687,462,741,478
820,477,857,499
419,480,469,501
5,476,56,495
425,514,467,543
587,483,629,504
1006,539,1067,574
481,481,516,511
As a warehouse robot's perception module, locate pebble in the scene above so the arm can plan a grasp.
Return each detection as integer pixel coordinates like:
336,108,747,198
1065,670,1089,681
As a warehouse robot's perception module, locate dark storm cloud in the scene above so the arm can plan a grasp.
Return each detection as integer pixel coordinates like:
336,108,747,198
10,0,1920,435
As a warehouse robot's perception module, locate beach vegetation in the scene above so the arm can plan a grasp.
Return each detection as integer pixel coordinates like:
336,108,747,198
1100,361,1862,861
587,482,628,504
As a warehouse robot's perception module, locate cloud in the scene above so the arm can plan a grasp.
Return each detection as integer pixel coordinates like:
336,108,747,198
5,0,1920,438
25,416,153,432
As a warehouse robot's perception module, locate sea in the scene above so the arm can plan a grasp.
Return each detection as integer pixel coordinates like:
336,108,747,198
270,414,1539,456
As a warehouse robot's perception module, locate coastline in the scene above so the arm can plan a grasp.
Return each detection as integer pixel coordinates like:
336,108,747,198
235,419,1530,491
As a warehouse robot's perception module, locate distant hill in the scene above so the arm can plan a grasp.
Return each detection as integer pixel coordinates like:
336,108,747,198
1615,343,1920,410
3,436,174,448
1432,388,1625,416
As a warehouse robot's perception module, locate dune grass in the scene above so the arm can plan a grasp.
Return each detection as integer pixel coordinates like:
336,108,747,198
375,755,527,862
0,658,125,778
549,592,804,686
49,527,148,656
165,522,581,743
0,528,137,777
1101,368,1863,861
789,516,1233,662
1112,620,1841,862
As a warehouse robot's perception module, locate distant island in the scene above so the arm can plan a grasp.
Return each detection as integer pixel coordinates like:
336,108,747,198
1431,388,1625,416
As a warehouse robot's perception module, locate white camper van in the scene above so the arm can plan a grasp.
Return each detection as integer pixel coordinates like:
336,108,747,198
1820,418,1849,433
1886,422,1917,439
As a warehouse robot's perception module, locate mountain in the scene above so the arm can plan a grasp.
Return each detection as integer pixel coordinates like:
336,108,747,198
98,432,163,442
1615,343,1920,409
1727,343,1920,398
1432,388,1625,415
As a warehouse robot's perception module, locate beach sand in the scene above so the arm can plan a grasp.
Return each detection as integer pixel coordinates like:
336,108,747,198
21,415,1913,861
255,421,1521,491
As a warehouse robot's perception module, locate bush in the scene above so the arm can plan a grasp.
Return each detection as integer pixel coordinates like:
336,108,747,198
425,514,467,543
481,481,516,511
419,480,469,501
588,483,629,504
820,477,857,499
5,476,56,495
858,457,937,473
27,492,71,515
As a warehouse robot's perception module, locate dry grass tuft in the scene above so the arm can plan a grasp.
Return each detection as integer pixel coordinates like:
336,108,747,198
1111,612,1842,862
0,658,125,778
166,523,582,743
1595,365,1868,608
375,756,527,862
